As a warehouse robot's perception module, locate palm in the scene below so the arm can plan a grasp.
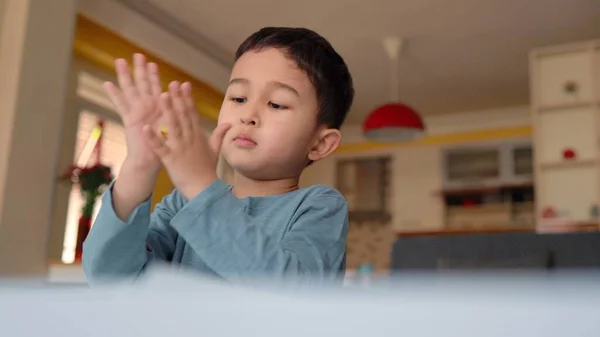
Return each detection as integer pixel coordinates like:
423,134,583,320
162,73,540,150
122,96,159,127
104,54,164,169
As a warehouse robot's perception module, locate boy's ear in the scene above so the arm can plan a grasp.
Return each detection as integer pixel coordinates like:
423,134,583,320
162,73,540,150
308,128,341,162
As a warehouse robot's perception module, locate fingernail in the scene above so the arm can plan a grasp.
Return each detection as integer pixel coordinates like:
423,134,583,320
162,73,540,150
169,81,181,92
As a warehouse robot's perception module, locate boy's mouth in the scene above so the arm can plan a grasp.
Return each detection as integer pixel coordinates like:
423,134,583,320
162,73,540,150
233,133,257,147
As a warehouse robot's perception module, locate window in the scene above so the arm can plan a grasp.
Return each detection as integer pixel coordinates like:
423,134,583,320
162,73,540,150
336,156,391,222
61,111,127,263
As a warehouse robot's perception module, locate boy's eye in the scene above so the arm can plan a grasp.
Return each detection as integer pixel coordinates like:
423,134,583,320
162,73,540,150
269,102,288,110
231,97,246,103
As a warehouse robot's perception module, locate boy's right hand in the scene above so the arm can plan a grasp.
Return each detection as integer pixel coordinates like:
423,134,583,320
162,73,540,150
104,54,165,220
104,53,163,174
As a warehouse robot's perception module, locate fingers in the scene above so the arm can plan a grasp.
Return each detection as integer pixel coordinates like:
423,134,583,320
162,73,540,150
168,82,193,137
209,123,232,154
169,82,187,117
159,82,216,154
133,53,152,96
115,58,138,99
179,82,202,135
147,62,162,97
159,92,182,141
111,54,165,123
181,82,195,111
103,82,128,116
115,54,157,100
143,124,170,158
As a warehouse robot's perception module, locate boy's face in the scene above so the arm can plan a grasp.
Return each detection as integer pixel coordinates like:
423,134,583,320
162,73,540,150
218,47,340,180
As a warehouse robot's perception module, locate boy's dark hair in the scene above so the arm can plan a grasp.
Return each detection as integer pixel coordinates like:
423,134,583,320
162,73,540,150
235,27,354,130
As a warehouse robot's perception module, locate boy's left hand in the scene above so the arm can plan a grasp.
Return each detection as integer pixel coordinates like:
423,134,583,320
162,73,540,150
143,81,231,200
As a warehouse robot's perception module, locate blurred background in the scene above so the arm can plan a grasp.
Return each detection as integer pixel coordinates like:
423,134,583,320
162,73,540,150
0,0,599,284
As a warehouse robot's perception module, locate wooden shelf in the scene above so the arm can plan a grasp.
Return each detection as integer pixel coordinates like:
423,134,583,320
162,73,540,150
538,100,597,113
539,158,597,170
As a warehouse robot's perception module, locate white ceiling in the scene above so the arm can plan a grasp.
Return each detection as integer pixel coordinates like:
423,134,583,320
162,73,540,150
143,0,600,124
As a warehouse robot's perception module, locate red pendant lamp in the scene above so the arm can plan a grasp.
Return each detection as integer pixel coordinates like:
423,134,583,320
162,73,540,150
362,37,425,142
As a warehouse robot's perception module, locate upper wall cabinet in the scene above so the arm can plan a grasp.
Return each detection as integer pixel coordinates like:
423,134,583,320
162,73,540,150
441,140,533,190
537,50,596,108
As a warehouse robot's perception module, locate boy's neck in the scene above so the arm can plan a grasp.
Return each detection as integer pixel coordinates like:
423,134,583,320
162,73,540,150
230,172,300,198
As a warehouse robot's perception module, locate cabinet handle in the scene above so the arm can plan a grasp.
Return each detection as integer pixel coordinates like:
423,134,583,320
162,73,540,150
563,80,578,94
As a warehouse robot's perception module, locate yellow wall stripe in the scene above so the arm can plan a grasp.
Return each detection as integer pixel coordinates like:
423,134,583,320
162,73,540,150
336,126,532,153
73,14,224,122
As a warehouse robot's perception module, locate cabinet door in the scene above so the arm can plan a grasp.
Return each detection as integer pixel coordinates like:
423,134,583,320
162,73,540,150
509,143,534,183
513,146,533,176
443,146,502,188
537,106,597,164
537,50,594,107
395,147,443,230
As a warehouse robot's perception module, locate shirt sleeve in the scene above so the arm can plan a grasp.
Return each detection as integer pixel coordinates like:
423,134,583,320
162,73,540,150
169,179,349,283
82,182,181,284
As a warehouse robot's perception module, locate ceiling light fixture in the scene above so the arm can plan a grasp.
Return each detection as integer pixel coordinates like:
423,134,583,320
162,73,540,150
362,37,425,142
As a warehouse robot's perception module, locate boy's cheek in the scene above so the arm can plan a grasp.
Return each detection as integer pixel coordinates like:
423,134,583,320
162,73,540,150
217,105,235,123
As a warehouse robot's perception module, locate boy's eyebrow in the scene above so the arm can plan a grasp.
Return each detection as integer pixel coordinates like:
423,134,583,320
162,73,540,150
228,78,300,97
228,78,250,87
269,81,300,97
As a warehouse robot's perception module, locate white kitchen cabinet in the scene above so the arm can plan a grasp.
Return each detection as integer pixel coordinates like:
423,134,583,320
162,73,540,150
537,50,595,107
441,140,533,190
530,39,600,224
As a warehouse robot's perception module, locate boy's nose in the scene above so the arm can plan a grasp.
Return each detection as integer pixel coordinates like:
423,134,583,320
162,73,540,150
240,116,258,126
239,104,260,126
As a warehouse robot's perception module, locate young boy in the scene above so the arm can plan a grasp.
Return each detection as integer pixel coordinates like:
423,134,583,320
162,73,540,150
82,27,355,285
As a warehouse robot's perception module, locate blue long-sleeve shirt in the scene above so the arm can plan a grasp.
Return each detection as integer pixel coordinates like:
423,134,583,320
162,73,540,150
82,179,349,285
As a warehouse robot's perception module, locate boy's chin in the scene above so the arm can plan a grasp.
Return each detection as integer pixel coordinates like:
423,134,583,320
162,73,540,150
230,161,294,182
227,158,264,177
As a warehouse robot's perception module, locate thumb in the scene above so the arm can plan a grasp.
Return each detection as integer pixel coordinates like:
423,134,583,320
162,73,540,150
209,123,232,154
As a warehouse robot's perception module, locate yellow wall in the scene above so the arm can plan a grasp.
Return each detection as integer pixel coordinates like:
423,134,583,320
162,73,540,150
72,14,224,206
